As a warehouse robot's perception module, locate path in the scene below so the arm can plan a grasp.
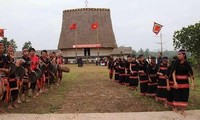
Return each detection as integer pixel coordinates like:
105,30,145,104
1,110,200,120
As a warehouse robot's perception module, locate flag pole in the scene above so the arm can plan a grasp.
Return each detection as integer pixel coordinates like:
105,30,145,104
97,10,100,59
153,22,164,53
75,30,78,63
160,33,163,53
97,27,99,58
154,33,163,53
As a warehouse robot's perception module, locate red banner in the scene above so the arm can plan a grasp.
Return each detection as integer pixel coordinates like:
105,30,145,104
0,29,4,37
70,23,77,30
91,22,98,30
72,44,101,48
153,22,163,35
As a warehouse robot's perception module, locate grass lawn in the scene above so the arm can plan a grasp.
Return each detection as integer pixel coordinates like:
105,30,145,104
4,64,200,113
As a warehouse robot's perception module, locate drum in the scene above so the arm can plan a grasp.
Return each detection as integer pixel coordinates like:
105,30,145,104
57,65,70,73
15,66,25,79
1,78,9,102
39,62,47,73
8,62,17,75
35,68,42,79
49,72,56,83
29,71,38,83
48,62,57,74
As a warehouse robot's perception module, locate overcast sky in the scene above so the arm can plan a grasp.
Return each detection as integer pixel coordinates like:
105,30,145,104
0,0,200,51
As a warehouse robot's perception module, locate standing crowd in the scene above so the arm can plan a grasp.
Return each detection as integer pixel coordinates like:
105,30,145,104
108,50,194,115
0,42,66,113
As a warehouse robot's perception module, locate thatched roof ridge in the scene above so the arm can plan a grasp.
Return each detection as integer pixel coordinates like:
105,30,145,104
63,8,110,12
58,8,117,50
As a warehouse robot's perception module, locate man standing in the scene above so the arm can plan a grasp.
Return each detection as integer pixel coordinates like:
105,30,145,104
157,52,163,66
113,57,120,82
57,52,63,84
19,48,31,103
0,42,9,112
108,55,114,81
40,50,51,90
29,48,39,98
77,57,83,67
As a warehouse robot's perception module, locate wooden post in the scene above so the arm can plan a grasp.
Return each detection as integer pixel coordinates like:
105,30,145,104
154,32,164,53
75,30,78,63
97,10,100,59
160,33,163,53
97,28,99,58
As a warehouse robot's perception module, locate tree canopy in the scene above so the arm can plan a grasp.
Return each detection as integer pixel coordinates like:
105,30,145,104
173,21,200,70
0,37,18,52
173,22,200,57
22,41,32,50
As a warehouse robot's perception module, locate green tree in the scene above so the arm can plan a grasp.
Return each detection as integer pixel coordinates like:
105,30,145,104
0,37,9,47
137,48,144,56
132,49,137,56
0,37,18,52
9,39,17,51
22,41,32,50
173,22,200,72
144,48,150,58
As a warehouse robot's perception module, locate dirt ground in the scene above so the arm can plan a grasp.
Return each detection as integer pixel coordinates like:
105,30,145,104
2,64,199,114
58,64,166,113
2,64,168,113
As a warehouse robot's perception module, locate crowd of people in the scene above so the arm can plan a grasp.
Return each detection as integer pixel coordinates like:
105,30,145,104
0,41,195,115
0,42,65,113
108,50,195,115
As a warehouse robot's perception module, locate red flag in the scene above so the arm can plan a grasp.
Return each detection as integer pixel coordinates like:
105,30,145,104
70,23,76,30
153,22,163,35
91,22,98,30
0,29,4,37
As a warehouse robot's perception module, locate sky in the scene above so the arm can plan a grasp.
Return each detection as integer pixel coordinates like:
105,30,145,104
0,0,200,51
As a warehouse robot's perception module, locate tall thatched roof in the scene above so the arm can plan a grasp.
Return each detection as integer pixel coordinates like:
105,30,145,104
58,8,117,49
